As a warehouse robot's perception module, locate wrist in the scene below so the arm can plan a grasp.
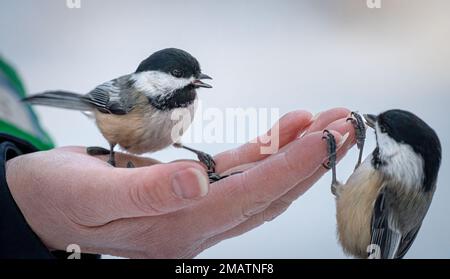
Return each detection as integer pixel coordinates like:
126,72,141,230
0,140,54,258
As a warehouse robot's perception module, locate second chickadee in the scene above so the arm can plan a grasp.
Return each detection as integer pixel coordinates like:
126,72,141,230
323,110,441,259
23,48,223,179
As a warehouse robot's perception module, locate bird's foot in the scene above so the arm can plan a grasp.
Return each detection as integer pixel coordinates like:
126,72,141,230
173,143,216,173
86,146,110,156
87,145,116,167
208,171,243,183
196,151,216,173
107,158,116,167
347,111,367,170
322,130,339,195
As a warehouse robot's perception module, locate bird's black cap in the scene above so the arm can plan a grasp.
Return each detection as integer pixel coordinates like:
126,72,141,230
377,109,441,191
136,48,201,78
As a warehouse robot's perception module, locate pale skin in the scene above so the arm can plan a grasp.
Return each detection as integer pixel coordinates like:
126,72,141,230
5,108,356,258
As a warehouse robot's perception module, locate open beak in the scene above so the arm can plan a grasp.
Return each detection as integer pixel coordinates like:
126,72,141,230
198,73,212,80
192,73,213,88
363,114,377,129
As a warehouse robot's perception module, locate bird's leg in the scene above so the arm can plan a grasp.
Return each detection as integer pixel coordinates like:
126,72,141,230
173,143,216,171
107,143,116,167
347,111,367,170
173,143,239,183
323,130,339,196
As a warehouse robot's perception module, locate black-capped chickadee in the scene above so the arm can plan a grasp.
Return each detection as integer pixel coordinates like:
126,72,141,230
323,110,441,259
23,48,224,180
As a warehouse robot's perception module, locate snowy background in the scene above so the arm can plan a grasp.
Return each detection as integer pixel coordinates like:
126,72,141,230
1,0,449,258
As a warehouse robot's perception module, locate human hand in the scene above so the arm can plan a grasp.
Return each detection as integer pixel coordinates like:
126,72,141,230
5,108,355,258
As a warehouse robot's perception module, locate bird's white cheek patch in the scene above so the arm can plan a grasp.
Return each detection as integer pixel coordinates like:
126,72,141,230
376,124,424,190
132,71,193,97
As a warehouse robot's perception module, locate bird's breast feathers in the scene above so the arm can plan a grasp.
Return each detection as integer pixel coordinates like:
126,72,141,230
94,102,196,154
335,157,383,258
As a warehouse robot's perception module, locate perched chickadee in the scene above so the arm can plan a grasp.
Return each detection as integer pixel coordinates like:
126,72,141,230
323,110,441,259
23,48,222,180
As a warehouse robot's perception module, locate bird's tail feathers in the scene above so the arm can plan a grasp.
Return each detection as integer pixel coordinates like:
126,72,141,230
22,91,93,111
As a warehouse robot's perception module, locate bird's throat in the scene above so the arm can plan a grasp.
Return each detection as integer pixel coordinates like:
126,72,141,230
148,85,197,110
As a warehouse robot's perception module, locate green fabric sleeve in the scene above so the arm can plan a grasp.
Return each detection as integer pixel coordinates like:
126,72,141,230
0,57,54,150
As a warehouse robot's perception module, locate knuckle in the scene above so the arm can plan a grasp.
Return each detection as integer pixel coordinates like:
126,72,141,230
263,199,291,222
277,152,299,182
239,172,272,219
282,110,310,121
128,179,167,215
281,152,297,173
241,199,268,220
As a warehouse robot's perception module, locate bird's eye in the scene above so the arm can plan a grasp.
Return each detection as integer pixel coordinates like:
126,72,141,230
380,125,387,133
171,69,183,78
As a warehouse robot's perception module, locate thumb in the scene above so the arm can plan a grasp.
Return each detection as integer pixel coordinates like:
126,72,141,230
96,161,210,221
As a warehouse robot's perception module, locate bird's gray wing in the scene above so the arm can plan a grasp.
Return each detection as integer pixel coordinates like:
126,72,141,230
395,224,422,259
84,76,137,115
369,187,422,259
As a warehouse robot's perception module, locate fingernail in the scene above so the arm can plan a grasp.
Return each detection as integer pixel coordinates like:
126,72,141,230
337,132,350,148
172,168,209,199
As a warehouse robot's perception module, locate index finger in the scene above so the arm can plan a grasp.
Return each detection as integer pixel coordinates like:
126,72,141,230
214,108,350,174
192,130,346,235
214,110,313,173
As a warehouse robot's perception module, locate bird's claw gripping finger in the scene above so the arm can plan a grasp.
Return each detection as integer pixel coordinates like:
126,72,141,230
347,112,367,170
347,112,366,150
86,146,110,156
208,171,243,183
208,172,223,183
196,151,216,173
322,130,337,170
322,130,338,195
87,146,116,167
107,158,116,167
173,143,216,172
172,143,240,183
199,152,243,183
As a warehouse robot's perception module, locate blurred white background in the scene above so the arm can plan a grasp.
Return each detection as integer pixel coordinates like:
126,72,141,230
1,0,449,258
